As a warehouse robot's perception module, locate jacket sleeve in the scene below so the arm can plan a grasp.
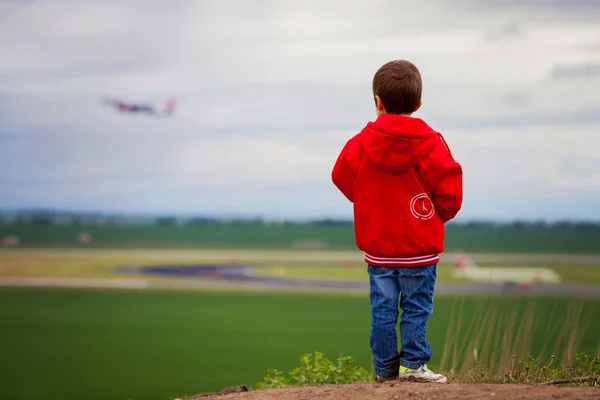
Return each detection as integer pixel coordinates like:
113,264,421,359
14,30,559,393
331,135,361,203
428,136,463,223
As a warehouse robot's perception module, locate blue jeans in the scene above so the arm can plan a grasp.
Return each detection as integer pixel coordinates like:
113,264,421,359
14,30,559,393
368,264,437,378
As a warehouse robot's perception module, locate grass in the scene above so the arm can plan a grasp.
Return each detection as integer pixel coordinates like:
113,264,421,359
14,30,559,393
252,350,600,391
436,296,599,375
447,352,600,385
252,264,600,285
0,287,598,400
3,224,600,253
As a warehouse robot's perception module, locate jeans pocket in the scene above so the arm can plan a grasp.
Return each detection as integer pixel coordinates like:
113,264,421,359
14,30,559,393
368,265,384,275
398,264,436,277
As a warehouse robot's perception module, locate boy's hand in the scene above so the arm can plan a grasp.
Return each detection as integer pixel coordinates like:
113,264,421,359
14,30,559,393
429,136,463,223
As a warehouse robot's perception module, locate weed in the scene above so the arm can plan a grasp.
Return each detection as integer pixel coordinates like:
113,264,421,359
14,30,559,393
446,352,600,385
439,296,597,375
256,351,599,389
255,351,371,389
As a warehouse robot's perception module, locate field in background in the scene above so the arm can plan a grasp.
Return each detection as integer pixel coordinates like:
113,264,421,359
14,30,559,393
2,249,600,285
2,223,600,253
2,220,599,399
0,287,598,400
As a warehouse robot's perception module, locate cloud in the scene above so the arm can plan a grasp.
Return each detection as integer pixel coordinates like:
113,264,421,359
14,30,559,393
484,21,526,42
457,0,600,14
1,0,600,220
549,63,600,79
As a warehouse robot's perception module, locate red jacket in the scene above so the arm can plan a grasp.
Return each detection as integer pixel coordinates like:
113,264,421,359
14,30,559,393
332,114,463,267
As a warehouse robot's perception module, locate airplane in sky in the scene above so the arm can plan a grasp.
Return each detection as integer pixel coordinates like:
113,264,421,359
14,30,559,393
452,252,562,289
102,97,177,117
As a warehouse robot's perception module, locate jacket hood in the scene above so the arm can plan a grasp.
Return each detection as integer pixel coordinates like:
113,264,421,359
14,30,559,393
363,114,440,172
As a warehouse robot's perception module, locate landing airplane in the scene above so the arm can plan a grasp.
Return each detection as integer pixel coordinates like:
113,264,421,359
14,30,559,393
102,97,177,117
452,252,562,289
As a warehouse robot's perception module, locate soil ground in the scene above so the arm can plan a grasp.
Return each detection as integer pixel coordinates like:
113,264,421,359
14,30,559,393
187,382,600,400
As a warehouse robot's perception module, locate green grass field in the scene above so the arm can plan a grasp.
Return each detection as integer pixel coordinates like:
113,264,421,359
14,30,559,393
3,224,600,253
0,287,598,400
252,264,600,285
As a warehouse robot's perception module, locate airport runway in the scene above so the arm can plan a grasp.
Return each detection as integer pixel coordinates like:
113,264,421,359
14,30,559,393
115,263,600,296
1,249,599,296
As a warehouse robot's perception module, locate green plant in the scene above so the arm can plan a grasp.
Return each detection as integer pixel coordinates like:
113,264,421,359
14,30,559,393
447,352,600,386
255,369,290,389
255,351,371,389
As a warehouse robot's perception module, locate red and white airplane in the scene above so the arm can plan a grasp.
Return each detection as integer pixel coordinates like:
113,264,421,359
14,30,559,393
452,252,562,289
102,97,177,117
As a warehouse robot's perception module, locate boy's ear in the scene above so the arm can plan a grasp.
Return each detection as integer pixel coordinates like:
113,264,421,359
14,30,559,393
375,95,386,115
413,100,422,113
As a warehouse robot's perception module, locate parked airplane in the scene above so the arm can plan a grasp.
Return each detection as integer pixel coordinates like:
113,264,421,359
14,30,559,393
102,97,177,117
452,252,562,288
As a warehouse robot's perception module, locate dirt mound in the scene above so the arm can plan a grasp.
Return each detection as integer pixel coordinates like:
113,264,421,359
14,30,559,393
186,381,599,400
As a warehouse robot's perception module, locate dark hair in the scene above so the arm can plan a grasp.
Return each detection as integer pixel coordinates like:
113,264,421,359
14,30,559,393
372,60,422,114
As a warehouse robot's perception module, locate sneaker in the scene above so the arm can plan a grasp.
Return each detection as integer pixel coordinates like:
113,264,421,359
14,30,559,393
397,364,447,383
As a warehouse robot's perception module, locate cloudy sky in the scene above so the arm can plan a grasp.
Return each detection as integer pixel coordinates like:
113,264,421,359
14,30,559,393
1,0,599,221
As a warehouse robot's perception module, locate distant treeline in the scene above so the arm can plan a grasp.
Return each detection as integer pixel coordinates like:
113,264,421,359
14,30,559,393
1,210,599,230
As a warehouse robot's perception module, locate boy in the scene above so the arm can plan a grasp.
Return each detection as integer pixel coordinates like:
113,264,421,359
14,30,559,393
331,60,463,383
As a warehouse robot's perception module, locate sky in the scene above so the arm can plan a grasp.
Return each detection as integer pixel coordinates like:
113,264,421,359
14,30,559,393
1,0,599,221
